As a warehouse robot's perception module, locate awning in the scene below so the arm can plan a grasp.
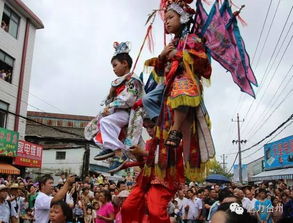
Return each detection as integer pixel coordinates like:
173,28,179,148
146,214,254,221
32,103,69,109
0,163,20,175
251,167,293,181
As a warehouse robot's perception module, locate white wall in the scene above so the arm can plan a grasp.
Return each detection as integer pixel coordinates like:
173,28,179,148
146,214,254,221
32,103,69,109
0,0,37,139
41,148,84,176
89,145,109,168
39,146,109,177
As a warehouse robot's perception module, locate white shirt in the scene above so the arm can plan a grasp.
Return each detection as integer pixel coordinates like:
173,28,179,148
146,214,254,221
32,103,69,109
175,197,189,220
242,197,257,212
35,191,53,223
66,192,74,207
186,197,202,220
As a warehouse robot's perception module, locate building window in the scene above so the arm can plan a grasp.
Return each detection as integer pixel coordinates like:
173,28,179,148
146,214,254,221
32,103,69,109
0,101,9,128
56,151,66,160
0,50,14,83
1,4,20,38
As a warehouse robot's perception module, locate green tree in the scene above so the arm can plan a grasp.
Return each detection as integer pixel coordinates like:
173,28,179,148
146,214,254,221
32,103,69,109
207,160,233,179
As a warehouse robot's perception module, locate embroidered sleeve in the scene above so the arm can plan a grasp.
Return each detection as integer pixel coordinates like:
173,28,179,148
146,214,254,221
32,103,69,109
184,34,212,80
144,58,165,84
108,78,142,109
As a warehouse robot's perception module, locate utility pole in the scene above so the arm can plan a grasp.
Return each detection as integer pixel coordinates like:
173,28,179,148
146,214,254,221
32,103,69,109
82,143,90,179
221,154,228,170
232,113,247,184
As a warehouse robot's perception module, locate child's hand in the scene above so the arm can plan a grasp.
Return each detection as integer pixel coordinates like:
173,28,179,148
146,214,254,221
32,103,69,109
102,107,110,116
159,43,175,60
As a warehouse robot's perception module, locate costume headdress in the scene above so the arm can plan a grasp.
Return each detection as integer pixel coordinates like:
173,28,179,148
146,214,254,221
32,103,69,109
160,0,196,24
113,41,131,56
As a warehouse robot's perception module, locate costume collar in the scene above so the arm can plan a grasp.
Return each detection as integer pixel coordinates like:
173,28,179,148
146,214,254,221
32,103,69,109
111,72,132,87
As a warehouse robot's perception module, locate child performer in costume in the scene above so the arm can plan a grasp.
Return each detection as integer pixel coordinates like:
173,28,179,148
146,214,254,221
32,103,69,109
84,42,144,173
122,2,216,221
144,0,215,181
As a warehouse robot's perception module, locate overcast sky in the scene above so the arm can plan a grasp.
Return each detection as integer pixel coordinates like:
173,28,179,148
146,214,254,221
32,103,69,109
22,0,293,170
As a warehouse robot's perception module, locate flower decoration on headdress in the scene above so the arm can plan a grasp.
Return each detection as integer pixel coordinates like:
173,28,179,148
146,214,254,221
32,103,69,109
160,0,196,24
113,41,131,56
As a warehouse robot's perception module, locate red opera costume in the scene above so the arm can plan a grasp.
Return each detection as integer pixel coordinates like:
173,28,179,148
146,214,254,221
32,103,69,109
121,138,185,223
122,0,216,222
121,0,257,221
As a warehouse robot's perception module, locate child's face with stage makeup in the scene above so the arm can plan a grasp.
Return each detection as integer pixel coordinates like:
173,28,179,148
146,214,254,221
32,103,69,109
165,10,181,35
111,59,129,77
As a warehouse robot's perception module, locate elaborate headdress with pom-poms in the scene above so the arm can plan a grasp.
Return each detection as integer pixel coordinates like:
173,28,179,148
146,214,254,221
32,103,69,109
160,0,196,24
113,41,131,56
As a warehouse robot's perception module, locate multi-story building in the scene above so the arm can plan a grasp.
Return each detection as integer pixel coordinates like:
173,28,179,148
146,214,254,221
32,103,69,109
0,0,43,139
247,156,264,182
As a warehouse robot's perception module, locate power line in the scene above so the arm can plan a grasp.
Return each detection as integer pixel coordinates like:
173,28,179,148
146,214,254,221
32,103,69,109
239,1,286,130
0,88,45,112
242,33,293,136
254,0,281,69
251,0,273,65
247,88,293,140
3,77,65,113
242,113,293,153
254,6,293,96
243,120,293,160
241,7,293,135
228,152,238,173
245,66,293,139
0,107,85,139
229,114,293,171
260,6,293,88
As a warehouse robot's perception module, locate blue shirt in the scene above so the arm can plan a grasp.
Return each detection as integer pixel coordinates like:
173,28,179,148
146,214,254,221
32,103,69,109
255,199,273,223
0,200,17,223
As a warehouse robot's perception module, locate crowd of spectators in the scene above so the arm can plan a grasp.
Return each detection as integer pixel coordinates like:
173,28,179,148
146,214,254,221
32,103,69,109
0,173,292,223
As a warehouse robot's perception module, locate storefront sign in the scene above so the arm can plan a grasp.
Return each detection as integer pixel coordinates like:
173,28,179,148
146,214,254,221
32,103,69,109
0,127,19,157
264,135,293,170
14,140,43,168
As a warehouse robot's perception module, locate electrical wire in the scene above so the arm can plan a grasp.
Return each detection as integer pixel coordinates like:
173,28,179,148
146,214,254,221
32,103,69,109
242,120,293,160
0,88,45,112
251,0,273,65
242,113,293,153
228,152,238,173
242,33,293,136
246,78,293,140
4,79,65,113
228,114,293,172
241,10,293,135
0,107,86,139
254,0,281,69
245,66,293,139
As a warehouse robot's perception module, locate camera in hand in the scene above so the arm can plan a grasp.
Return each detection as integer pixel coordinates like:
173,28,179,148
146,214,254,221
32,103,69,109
74,175,81,182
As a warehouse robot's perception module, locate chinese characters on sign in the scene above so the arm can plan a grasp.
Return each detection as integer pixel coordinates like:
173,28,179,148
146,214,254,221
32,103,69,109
0,127,19,157
14,140,43,168
264,135,293,170
250,203,283,214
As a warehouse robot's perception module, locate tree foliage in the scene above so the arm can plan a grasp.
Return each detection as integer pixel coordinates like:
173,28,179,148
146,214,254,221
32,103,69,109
207,159,234,179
